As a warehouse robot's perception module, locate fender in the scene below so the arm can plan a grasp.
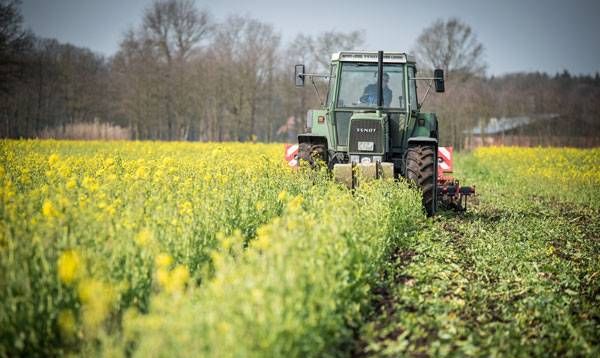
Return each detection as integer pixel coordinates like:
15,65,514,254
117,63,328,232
407,136,438,146
298,134,328,147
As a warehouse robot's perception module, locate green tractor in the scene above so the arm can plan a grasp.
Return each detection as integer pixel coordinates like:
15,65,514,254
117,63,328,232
294,51,473,215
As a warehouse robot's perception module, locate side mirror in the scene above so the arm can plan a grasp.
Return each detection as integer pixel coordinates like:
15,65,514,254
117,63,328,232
434,69,445,92
295,64,305,87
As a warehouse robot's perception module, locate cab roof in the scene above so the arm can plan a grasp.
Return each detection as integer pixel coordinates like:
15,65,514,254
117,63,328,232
331,51,416,64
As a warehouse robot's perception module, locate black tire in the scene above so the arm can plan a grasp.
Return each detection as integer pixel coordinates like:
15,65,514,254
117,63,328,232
406,145,436,216
298,142,327,167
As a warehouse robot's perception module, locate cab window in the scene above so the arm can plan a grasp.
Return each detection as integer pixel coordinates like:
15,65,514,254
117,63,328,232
336,63,405,109
408,67,418,110
327,64,337,107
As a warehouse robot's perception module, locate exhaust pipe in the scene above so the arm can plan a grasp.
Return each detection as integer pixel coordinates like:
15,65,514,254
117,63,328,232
377,50,383,109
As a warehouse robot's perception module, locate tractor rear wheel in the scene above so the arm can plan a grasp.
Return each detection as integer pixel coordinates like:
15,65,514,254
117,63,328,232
406,145,436,216
298,142,327,167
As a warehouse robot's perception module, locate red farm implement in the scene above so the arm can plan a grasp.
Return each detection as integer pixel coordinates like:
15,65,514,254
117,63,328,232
436,146,475,212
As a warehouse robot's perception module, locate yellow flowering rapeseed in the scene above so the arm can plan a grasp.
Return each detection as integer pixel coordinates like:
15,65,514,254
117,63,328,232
57,250,82,285
77,279,115,330
1,139,421,356
134,228,153,247
277,190,288,202
287,195,304,212
42,200,58,218
168,265,190,293
66,178,77,190
155,253,173,268
473,146,600,186
48,153,60,166
155,264,190,294
471,146,600,204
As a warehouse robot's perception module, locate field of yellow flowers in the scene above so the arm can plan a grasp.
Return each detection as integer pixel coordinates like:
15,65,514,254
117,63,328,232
470,146,600,205
0,140,423,356
1,141,599,357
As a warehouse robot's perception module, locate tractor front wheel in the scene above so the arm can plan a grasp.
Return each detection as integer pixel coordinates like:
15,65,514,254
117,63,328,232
406,145,436,216
298,142,327,167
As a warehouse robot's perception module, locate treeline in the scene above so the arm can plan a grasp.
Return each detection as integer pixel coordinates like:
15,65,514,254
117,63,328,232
0,0,359,142
1,0,599,147
422,70,600,149
1,38,111,139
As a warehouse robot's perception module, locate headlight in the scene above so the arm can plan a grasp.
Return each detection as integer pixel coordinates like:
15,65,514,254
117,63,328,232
350,155,360,164
372,156,382,163
361,157,372,164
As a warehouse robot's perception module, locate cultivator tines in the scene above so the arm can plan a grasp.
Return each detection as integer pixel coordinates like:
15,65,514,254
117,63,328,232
437,176,475,211
437,147,475,211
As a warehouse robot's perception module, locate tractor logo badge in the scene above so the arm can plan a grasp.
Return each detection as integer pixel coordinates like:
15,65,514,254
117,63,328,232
355,128,376,133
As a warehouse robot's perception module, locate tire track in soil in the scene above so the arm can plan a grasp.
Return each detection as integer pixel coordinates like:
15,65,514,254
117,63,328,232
353,196,600,356
350,243,418,357
351,204,496,357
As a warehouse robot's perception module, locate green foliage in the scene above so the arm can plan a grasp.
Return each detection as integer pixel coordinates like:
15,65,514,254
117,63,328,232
360,147,600,357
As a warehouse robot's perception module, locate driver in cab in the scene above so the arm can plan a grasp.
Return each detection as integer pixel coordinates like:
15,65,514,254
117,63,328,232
360,72,392,107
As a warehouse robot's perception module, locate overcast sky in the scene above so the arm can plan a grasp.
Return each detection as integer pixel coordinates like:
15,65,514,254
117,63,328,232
21,0,600,76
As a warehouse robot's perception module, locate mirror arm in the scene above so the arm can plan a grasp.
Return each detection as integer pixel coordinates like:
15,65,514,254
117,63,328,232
299,73,329,106
418,79,433,110
311,77,324,106
300,73,329,79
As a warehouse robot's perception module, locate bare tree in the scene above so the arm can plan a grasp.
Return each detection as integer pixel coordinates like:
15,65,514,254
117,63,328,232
143,0,212,63
413,18,487,149
142,0,212,139
0,0,32,92
112,29,164,139
284,30,365,137
287,30,365,74
205,15,280,141
413,18,486,79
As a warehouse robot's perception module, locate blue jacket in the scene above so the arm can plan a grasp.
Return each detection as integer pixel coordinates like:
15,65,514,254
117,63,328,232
360,84,392,107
